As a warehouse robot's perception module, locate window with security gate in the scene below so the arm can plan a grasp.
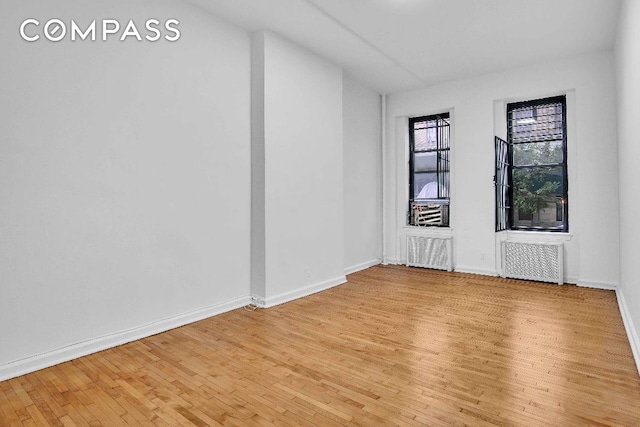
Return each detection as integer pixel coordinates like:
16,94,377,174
496,95,568,232
408,113,450,227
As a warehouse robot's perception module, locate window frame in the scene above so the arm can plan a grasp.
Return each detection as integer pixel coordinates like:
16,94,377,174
408,112,451,227
505,95,568,232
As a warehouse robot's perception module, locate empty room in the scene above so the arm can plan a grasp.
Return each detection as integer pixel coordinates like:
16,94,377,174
1,0,639,425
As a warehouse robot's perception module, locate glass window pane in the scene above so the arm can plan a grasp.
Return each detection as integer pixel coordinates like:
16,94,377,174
510,103,563,144
413,122,437,151
413,172,436,198
413,150,450,200
512,166,565,229
512,141,563,166
413,116,449,151
415,175,448,199
413,152,437,172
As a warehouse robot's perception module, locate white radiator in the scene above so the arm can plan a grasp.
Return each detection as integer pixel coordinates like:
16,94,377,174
406,236,453,271
501,241,563,285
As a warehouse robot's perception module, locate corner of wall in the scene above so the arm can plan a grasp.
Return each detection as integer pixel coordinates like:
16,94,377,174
616,288,640,375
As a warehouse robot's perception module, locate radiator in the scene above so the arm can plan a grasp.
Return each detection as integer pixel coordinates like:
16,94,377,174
501,241,563,285
406,236,453,271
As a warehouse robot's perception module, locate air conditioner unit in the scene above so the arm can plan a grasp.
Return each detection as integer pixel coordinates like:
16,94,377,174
410,203,449,227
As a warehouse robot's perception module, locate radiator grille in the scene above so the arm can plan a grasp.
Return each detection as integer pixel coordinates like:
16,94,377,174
501,241,563,284
406,236,452,271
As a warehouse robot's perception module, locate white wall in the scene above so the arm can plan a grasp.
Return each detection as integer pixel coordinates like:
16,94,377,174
250,32,267,300
253,31,345,306
615,0,640,368
384,51,619,287
343,74,382,274
0,0,251,379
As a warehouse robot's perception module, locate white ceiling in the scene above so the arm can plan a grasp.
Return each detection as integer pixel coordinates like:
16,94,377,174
185,0,622,94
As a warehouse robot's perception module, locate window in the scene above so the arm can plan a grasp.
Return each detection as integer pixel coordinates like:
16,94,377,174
409,113,450,227
495,96,568,232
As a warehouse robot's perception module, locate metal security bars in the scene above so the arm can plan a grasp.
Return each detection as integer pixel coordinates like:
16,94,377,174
409,113,450,227
495,136,510,232
506,96,568,232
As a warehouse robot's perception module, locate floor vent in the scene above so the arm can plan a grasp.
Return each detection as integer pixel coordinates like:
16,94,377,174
406,236,453,271
501,241,563,284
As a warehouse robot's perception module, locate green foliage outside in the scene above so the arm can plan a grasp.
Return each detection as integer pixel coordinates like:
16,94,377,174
512,142,563,222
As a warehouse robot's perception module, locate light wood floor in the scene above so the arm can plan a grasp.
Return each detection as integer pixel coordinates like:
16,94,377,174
2,265,640,426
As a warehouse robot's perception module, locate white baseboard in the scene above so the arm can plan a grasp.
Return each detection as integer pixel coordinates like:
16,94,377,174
566,276,579,285
616,288,640,376
344,259,381,276
577,280,618,291
454,266,498,277
382,260,498,278
264,275,347,308
0,295,251,382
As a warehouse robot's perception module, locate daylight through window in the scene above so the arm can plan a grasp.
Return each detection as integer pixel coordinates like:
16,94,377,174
409,113,450,227
496,96,568,232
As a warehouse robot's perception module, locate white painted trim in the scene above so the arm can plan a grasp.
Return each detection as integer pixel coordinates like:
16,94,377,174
577,281,618,291
381,93,387,265
454,266,499,277
566,276,580,285
503,230,573,242
616,288,640,376
264,275,347,308
345,259,381,276
0,296,251,382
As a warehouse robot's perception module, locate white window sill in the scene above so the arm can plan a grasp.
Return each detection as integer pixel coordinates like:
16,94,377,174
497,230,573,242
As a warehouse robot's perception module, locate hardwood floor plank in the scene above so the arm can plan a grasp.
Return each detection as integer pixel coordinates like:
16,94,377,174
58,415,79,427
2,265,640,425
